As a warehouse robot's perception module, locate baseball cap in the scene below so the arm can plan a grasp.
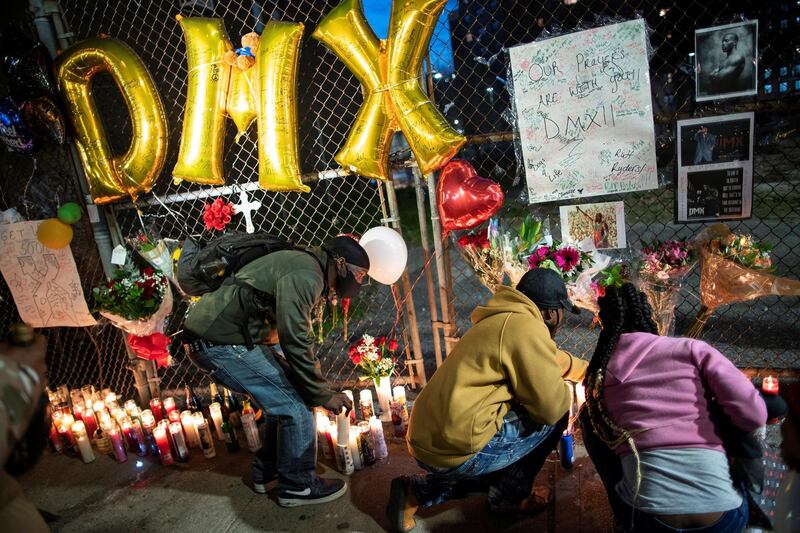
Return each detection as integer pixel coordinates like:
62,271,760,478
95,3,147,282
516,268,580,314
324,235,370,269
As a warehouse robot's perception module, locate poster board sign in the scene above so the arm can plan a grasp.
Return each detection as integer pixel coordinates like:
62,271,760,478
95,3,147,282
0,221,96,327
675,113,754,223
508,19,658,204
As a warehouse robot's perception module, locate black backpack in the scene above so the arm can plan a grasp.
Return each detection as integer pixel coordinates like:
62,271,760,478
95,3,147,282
176,232,294,296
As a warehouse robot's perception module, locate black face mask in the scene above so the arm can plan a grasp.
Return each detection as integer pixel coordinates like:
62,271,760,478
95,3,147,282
335,271,362,299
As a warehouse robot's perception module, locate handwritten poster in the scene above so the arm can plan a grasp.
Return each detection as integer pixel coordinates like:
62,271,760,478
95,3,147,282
508,19,658,203
0,221,96,327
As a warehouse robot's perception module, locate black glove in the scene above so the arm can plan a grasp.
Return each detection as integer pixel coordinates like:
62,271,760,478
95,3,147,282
322,391,353,415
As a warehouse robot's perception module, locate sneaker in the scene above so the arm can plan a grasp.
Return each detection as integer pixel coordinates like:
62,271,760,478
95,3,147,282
277,477,347,507
488,485,551,514
386,476,418,533
251,466,278,494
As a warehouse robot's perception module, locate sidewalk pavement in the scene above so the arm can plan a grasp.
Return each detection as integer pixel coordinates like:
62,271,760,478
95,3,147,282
18,426,615,533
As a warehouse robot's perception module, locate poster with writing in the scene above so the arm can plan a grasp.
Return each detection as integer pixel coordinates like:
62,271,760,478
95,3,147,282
0,221,96,327
675,112,753,222
508,19,658,204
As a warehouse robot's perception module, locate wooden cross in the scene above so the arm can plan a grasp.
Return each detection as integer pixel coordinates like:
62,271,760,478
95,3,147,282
235,189,262,234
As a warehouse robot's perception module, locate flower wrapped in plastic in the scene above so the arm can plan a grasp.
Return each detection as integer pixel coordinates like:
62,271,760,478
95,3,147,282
456,225,504,293
685,224,800,338
128,232,177,282
93,266,173,337
636,239,696,335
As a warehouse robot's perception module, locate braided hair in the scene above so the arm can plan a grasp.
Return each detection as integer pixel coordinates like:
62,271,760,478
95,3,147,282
583,283,659,504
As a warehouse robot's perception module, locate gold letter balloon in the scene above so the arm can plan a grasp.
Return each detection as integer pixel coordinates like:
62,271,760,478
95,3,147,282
174,16,308,193
56,37,168,204
314,0,465,180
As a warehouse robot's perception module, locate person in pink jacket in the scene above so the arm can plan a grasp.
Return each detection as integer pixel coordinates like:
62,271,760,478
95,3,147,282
580,283,767,533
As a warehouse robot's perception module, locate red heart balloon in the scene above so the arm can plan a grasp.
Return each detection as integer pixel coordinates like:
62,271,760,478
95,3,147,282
438,160,504,236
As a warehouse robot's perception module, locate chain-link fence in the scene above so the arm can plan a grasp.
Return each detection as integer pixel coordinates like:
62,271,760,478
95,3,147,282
429,0,800,369
0,142,134,397
2,0,798,406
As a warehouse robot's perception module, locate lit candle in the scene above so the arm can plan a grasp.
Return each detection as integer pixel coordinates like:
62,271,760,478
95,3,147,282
71,420,95,463
62,414,76,446
193,412,216,459
168,409,181,423
392,386,406,405
81,385,95,405
72,400,84,420
107,426,127,463
150,398,163,421
124,400,138,416
80,407,98,438
169,422,189,461
111,407,127,425
336,408,350,446
359,390,374,420
105,392,118,410
153,425,175,465
369,416,388,460
209,402,225,440
99,411,114,432
240,411,261,453
348,431,363,470
141,410,158,454
49,422,63,453
357,422,376,466
181,410,200,448
762,376,779,395
316,412,332,460
344,390,356,422
163,396,177,415
121,417,138,451
93,400,106,416
129,417,148,456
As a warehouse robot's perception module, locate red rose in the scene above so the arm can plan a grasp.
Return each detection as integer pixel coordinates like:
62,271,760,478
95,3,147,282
348,345,361,365
376,335,387,347
388,339,399,352
142,267,155,276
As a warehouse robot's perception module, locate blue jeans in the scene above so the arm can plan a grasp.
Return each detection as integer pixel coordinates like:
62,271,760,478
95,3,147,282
410,406,567,508
191,343,316,491
580,410,748,533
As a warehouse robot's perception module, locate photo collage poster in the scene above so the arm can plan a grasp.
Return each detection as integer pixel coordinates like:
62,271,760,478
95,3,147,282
675,113,754,223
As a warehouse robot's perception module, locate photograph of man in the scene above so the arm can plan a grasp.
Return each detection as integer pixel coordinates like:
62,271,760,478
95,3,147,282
693,125,717,165
695,21,757,101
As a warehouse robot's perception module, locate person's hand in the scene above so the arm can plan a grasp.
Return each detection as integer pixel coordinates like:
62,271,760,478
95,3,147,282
0,334,47,380
323,391,353,415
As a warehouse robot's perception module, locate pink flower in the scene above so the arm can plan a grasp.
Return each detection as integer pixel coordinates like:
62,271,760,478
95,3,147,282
528,246,549,268
591,281,605,299
554,247,581,272
656,270,670,281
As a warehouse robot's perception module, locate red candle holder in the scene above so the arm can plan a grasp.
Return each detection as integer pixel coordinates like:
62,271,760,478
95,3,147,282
762,376,779,395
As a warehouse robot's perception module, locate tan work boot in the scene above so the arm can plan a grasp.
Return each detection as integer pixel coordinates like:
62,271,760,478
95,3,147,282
386,476,419,532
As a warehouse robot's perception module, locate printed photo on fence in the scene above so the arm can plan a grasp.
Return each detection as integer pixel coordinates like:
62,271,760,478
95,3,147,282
559,201,627,250
508,19,658,204
676,113,754,222
695,20,758,101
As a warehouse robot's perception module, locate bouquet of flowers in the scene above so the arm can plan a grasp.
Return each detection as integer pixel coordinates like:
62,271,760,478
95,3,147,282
456,227,505,293
637,239,696,335
128,232,177,282
94,266,174,366
685,224,800,338
527,241,593,284
349,334,398,381
501,215,546,286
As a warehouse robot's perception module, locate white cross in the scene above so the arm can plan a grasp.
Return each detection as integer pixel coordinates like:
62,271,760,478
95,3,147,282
234,189,262,234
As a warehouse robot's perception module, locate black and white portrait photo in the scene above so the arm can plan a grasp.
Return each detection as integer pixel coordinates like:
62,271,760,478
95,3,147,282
695,20,758,101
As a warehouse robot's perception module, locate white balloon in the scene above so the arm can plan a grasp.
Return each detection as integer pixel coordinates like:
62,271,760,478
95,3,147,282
359,226,408,285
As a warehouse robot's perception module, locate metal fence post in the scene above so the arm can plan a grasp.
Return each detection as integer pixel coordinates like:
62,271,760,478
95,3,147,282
412,166,444,369
383,181,427,387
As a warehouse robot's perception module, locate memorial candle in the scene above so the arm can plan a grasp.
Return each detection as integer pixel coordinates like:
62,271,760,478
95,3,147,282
108,426,128,463
344,390,356,422
72,400,84,420
81,385,95,405
168,409,181,423
193,412,216,459
81,407,98,437
153,425,175,465
163,396,177,415
150,398,163,421
105,392,119,410
359,390,374,420
49,422,63,453
181,410,200,447
209,402,225,440
169,422,189,461
130,417,148,456
71,420,95,463
61,414,76,446
316,412,332,460
762,376,779,395
124,400,138,416
141,411,158,454
121,417,138,451
93,400,106,418
369,416,388,460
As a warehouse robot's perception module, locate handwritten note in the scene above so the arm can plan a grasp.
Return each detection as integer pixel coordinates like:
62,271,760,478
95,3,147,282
0,221,96,327
508,19,658,204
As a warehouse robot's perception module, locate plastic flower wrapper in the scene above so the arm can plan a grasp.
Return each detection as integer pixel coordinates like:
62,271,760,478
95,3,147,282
93,265,173,337
127,332,171,368
455,221,504,293
685,224,800,338
502,214,549,286
348,334,398,381
636,239,696,336
562,238,612,314
128,231,176,281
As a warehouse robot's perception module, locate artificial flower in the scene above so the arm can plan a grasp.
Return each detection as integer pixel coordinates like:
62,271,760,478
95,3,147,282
203,198,236,232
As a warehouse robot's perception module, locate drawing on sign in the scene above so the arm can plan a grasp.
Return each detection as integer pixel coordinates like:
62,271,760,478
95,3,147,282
559,201,627,250
508,19,658,204
0,221,96,327
675,113,754,223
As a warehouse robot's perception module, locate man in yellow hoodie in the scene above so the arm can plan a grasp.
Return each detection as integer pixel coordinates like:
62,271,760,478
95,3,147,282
387,268,588,532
